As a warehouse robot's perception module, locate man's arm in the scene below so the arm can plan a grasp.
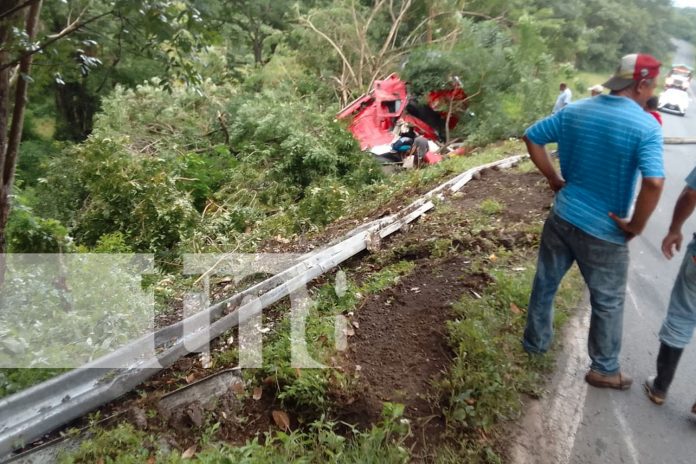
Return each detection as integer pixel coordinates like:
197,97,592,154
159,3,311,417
662,186,696,259
523,135,565,192
609,177,664,240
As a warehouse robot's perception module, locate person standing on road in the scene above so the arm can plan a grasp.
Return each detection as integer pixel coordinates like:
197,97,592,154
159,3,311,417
644,168,696,413
522,54,665,390
552,82,572,114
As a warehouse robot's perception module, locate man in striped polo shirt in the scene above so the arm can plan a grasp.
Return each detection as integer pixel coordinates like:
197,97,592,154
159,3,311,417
522,54,665,390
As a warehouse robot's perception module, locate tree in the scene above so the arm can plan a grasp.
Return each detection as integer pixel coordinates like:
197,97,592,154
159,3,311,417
205,0,293,65
1,0,42,283
0,0,209,282
298,0,464,105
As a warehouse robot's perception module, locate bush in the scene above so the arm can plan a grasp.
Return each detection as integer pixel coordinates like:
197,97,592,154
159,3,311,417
226,93,365,190
297,179,350,230
402,17,554,145
32,78,381,257
6,198,70,253
16,139,59,186
38,140,199,253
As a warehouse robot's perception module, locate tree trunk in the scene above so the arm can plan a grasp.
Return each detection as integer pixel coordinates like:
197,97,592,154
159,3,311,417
54,80,98,141
252,38,263,65
0,1,20,286
445,96,454,144
427,4,433,43
0,0,43,285
250,25,267,65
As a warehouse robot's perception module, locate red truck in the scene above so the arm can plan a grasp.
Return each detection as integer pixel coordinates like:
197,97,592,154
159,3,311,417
336,74,466,163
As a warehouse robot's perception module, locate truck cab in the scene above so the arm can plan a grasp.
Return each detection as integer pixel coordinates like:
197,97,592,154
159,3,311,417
665,64,693,91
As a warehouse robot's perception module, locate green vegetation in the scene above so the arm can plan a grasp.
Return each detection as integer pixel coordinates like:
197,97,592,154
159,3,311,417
3,0,683,259
479,199,505,216
0,0,670,458
0,368,68,398
60,404,410,464
441,263,581,455
667,7,696,46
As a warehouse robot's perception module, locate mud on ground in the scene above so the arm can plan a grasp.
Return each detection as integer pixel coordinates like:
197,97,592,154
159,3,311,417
330,167,552,459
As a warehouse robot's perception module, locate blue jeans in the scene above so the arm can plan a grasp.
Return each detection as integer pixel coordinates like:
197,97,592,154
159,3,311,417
659,237,696,349
523,211,629,375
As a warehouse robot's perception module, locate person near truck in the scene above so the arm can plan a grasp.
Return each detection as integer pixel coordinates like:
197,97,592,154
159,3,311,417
644,166,696,415
552,82,572,113
522,54,664,390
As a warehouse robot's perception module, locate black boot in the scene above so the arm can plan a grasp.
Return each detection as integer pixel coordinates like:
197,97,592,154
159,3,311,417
644,343,683,405
654,343,684,392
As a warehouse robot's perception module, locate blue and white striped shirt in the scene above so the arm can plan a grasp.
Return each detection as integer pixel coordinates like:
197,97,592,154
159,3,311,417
526,95,664,244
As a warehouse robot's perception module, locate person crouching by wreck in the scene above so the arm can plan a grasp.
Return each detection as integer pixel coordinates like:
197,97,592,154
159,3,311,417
521,54,665,390
391,123,417,154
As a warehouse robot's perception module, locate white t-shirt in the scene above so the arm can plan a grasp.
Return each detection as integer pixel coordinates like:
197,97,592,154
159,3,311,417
552,88,572,114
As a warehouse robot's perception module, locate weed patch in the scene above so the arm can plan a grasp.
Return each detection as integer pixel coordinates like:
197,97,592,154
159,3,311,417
479,199,504,216
0,368,69,399
439,257,582,459
60,396,410,464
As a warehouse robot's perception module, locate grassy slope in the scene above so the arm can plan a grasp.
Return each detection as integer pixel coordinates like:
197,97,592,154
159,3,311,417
59,152,586,463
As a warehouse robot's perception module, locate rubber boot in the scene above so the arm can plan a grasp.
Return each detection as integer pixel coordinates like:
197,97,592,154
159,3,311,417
644,343,683,405
654,343,684,392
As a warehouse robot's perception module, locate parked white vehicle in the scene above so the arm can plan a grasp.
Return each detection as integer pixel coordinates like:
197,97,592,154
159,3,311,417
658,88,689,116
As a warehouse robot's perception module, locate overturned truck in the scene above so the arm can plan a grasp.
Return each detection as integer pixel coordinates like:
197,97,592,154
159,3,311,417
336,74,466,165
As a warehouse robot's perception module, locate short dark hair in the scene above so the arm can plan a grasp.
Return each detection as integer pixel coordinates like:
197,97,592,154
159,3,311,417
646,96,659,110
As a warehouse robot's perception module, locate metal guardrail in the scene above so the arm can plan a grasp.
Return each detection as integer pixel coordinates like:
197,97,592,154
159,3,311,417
664,137,696,144
0,155,526,459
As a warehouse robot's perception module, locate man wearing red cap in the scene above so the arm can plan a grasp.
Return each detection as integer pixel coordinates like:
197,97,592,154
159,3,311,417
521,53,665,390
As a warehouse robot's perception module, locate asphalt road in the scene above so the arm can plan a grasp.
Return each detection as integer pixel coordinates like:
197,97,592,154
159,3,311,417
567,40,696,464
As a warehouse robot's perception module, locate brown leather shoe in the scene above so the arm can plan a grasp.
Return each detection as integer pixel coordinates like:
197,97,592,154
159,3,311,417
585,369,632,390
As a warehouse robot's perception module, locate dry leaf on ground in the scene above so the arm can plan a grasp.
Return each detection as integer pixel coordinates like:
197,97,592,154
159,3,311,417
182,445,197,459
272,410,291,431
510,302,524,314
231,381,245,395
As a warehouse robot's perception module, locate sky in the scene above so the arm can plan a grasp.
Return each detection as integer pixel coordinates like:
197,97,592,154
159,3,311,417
674,0,696,8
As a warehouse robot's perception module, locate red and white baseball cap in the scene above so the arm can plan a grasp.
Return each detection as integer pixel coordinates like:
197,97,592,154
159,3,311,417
603,53,661,91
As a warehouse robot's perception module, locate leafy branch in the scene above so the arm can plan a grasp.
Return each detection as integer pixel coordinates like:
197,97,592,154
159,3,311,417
0,9,115,72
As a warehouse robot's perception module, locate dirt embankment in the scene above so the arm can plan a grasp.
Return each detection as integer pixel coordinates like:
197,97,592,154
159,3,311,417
328,168,552,456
